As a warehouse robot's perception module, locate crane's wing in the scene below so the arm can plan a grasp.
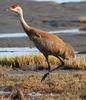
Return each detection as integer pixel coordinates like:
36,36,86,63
32,36,65,57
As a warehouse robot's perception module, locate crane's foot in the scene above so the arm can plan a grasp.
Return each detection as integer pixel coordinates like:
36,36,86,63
41,73,49,82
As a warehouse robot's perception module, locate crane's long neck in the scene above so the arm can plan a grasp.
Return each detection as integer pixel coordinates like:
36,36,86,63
18,10,31,34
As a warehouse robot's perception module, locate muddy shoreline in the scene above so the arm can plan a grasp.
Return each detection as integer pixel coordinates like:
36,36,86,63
0,0,86,53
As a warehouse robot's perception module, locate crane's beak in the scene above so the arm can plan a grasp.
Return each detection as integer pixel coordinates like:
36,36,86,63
4,9,8,11
4,8,11,11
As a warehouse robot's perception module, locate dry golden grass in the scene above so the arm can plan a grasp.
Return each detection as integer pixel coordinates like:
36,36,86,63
65,56,86,69
0,54,86,99
0,70,86,99
0,53,61,70
79,16,86,23
0,53,86,70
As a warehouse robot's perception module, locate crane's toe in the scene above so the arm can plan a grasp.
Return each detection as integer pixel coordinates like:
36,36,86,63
41,73,49,82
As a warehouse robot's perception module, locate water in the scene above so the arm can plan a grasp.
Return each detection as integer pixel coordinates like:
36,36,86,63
0,33,27,38
0,47,39,57
0,90,56,97
49,28,85,34
0,91,11,95
0,29,85,38
28,92,57,97
34,0,86,3
0,47,38,52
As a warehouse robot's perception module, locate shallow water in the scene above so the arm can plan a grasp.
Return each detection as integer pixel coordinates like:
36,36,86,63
0,29,85,38
0,33,27,38
0,47,39,57
49,28,85,34
33,0,86,3
0,90,56,97
0,91,11,95
28,92,57,97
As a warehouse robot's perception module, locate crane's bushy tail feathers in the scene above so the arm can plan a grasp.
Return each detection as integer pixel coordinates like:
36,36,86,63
65,43,76,59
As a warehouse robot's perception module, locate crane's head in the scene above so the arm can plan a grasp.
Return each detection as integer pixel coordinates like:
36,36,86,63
5,4,22,14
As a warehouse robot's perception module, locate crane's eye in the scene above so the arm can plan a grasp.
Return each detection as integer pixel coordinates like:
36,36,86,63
12,4,18,9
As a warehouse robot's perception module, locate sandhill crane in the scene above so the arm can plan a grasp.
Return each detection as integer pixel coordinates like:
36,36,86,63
5,4,76,83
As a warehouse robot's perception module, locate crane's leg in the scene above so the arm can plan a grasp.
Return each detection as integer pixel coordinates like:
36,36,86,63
49,56,64,72
41,56,64,82
41,55,51,83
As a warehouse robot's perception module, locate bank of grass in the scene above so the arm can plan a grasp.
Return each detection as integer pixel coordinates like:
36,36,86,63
0,53,86,70
0,71,86,99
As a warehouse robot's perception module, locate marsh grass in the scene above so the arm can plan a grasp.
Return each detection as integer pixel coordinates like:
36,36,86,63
0,53,61,70
0,71,86,99
0,53,86,70
79,16,86,23
65,57,86,69
0,53,86,99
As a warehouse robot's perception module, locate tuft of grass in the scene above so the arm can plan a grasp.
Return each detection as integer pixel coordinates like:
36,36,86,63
65,56,86,69
78,16,86,23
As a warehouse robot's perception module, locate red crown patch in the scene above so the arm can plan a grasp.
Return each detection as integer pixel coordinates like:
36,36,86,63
12,4,18,9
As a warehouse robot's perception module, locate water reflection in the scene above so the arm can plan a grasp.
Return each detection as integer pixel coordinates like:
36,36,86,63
0,29,85,38
0,91,11,95
0,47,39,57
0,47,38,52
28,92,57,97
0,33,27,38
33,0,85,3
49,28,82,34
